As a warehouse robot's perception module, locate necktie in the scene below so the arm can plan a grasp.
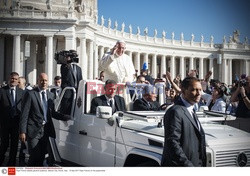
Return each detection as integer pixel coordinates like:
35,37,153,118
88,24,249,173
10,88,16,117
56,89,60,97
73,64,77,87
109,99,115,113
109,99,113,108
10,88,15,106
41,91,47,122
192,109,200,131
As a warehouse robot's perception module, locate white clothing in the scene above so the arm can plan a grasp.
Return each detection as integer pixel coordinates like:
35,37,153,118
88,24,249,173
99,52,135,83
206,97,226,113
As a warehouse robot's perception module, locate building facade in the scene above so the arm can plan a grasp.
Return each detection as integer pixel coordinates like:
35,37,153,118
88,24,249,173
0,0,250,86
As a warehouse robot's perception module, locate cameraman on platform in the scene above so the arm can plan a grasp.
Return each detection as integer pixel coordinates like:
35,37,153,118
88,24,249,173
58,50,83,89
55,50,83,115
231,76,250,118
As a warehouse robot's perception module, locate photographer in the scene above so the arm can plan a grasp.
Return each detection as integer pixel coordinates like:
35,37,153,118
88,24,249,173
231,76,250,118
55,50,83,115
55,50,82,89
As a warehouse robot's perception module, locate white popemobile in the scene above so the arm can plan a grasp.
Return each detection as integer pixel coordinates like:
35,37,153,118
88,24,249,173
52,80,250,167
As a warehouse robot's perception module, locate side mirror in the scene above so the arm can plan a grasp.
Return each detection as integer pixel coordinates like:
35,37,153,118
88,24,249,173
199,106,208,112
96,106,112,119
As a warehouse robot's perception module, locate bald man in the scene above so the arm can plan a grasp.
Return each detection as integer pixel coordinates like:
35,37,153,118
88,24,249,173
19,73,70,166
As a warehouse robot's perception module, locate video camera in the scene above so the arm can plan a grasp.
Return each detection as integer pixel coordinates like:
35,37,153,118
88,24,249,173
54,50,79,64
239,79,247,87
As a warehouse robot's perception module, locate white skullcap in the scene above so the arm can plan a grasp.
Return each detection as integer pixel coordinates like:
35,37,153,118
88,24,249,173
116,40,126,44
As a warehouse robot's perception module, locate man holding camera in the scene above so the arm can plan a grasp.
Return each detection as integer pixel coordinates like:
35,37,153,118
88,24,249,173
231,76,250,118
56,50,82,115
60,51,82,89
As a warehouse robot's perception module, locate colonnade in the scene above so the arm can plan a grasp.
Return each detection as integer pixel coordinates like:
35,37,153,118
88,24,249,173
0,33,249,86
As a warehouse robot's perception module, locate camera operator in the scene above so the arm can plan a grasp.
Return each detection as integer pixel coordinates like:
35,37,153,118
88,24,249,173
231,76,250,118
55,50,83,115
58,51,82,89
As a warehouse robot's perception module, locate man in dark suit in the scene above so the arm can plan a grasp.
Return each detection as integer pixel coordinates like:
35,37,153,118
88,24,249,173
133,85,160,111
61,61,82,90
60,59,82,115
19,73,70,166
50,76,62,99
0,72,24,166
90,79,126,114
161,77,206,167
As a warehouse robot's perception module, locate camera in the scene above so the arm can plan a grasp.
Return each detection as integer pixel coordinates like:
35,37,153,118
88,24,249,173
54,50,79,64
239,79,247,87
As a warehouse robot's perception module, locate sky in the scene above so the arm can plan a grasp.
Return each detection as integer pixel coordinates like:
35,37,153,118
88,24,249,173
98,0,250,44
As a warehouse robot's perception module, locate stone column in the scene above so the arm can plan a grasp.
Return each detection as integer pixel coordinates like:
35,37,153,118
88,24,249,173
79,37,87,80
27,39,37,86
99,46,104,59
244,59,249,76
45,35,53,85
170,55,176,79
65,35,76,50
222,58,227,84
93,43,99,79
143,53,148,68
209,58,214,79
152,54,157,78
126,51,132,58
228,59,232,85
88,40,94,80
12,34,21,74
160,55,166,78
0,36,4,83
134,52,140,73
20,37,25,77
189,57,194,71
179,56,185,79
198,58,203,79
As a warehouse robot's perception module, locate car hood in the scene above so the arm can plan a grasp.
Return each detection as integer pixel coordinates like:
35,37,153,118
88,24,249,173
120,120,250,146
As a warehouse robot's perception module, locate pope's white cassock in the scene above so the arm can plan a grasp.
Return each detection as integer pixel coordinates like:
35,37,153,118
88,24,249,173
99,52,135,83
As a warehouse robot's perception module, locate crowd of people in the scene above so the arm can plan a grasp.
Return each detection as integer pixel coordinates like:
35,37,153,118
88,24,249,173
0,39,250,167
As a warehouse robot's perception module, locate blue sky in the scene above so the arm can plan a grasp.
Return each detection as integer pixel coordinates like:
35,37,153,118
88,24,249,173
98,0,250,44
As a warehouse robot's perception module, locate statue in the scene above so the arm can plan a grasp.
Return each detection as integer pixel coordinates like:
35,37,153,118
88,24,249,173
101,15,105,26
181,32,184,41
232,30,240,43
154,29,157,38
95,14,98,24
68,0,74,11
76,0,85,13
244,37,248,44
229,36,233,43
144,27,148,36
108,18,111,28
46,0,52,10
223,36,226,43
114,21,118,30
162,30,166,38
137,26,140,35
191,34,194,42
129,24,132,34
171,32,175,40
210,35,214,43
201,35,204,43
121,22,125,32
16,0,21,9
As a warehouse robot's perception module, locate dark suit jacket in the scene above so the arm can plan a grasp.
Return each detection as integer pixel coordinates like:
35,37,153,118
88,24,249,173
161,98,206,167
19,88,69,139
61,63,82,89
0,85,24,123
133,98,160,111
90,95,126,114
